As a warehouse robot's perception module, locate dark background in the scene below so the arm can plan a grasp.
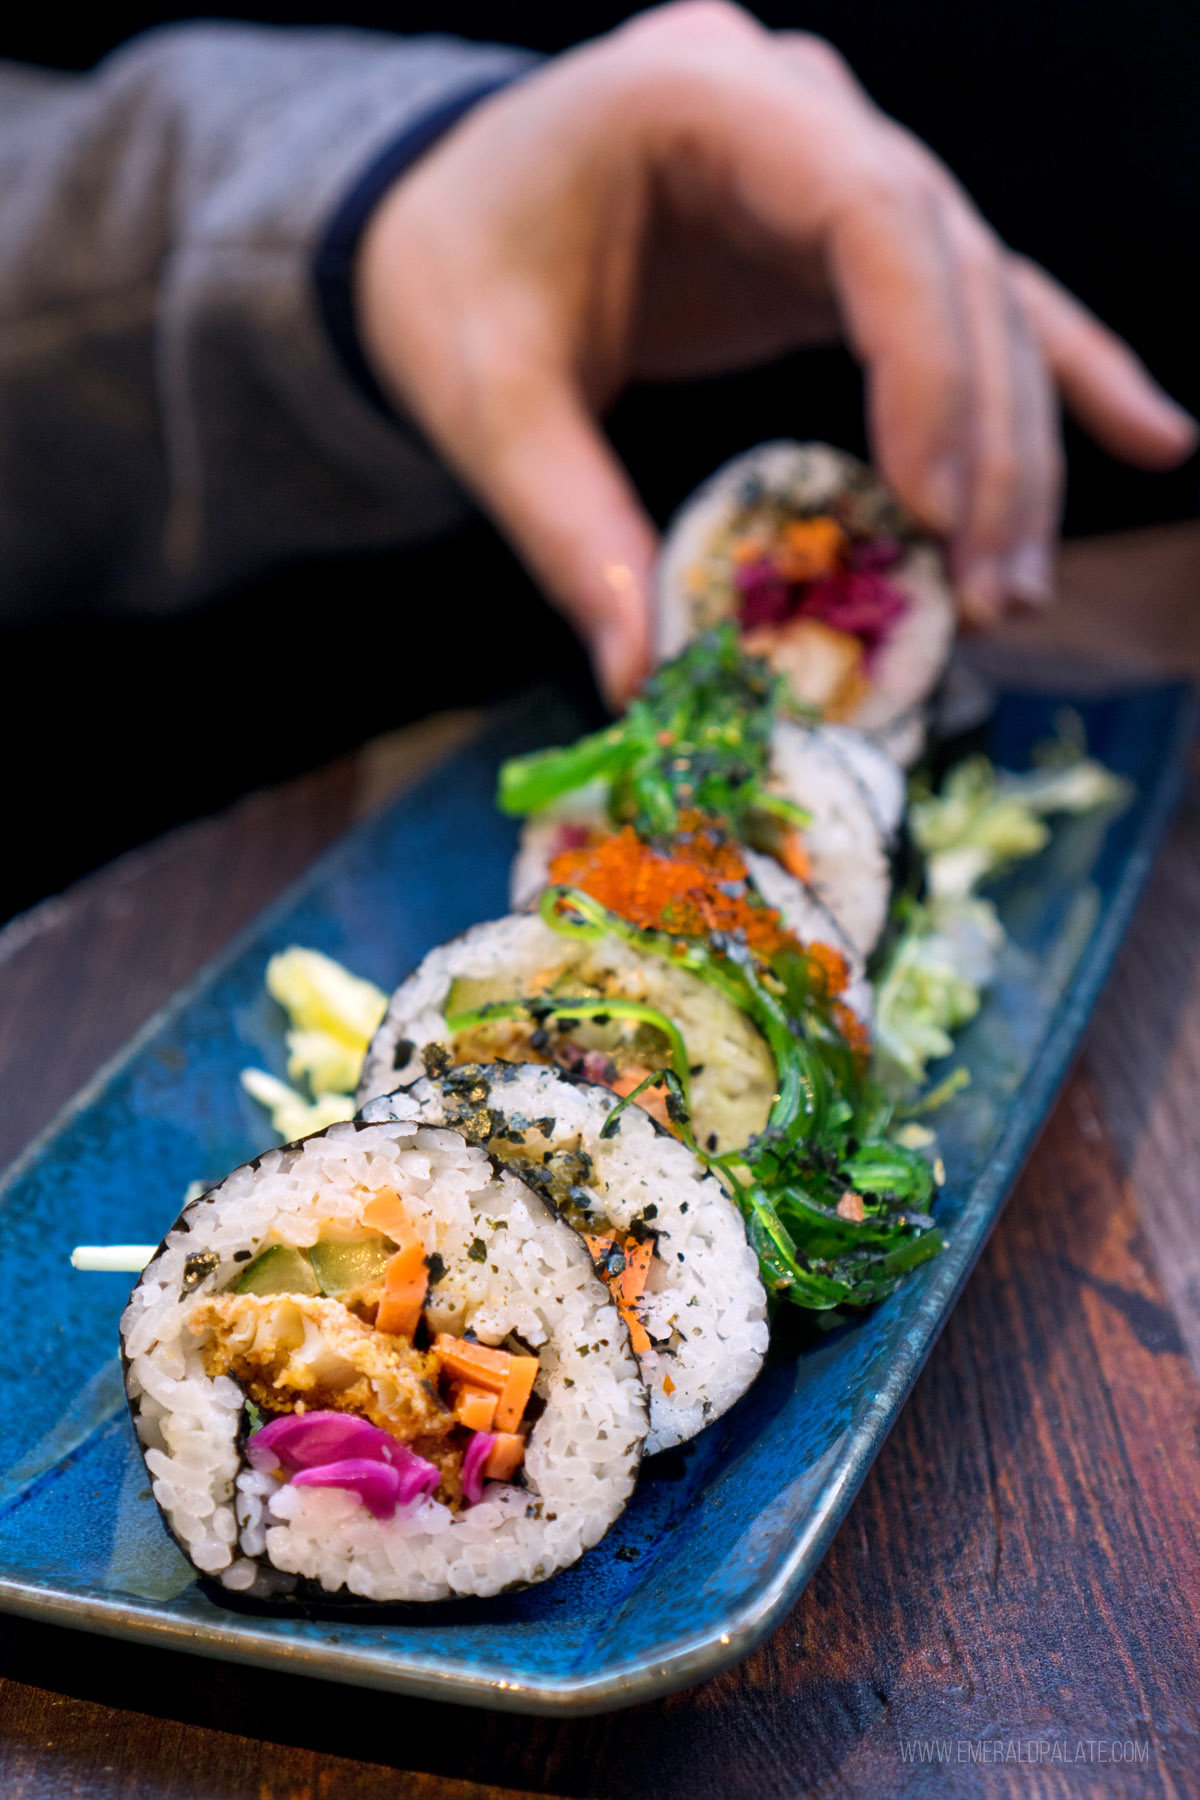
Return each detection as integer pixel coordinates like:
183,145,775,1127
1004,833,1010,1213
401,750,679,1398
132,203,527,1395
6,2,1198,921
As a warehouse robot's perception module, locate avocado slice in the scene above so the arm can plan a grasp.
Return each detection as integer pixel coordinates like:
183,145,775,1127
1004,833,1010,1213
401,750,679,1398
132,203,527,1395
235,1244,319,1297
308,1236,393,1297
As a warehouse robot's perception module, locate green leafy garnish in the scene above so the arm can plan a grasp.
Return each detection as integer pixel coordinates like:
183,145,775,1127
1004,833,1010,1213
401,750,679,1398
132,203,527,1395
539,884,942,1311
497,626,808,840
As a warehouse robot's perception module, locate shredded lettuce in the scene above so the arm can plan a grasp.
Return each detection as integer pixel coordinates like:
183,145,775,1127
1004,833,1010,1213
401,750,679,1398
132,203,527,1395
875,722,1130,1094
874,895,1004,1089
910,735,1131,901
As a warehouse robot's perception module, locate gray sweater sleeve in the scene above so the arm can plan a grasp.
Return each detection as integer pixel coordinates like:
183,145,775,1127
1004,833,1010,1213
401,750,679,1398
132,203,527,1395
0,24,536,623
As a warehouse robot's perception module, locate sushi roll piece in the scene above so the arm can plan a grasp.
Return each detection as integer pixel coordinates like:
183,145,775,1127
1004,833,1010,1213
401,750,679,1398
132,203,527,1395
363,1063,769,1454
357,913,779,1156
120,1116,647,1601
507,718,903,967
655,441,954,764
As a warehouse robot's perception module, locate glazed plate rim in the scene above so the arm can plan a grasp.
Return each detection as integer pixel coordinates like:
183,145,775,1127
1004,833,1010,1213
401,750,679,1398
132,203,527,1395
0,681,1193,1716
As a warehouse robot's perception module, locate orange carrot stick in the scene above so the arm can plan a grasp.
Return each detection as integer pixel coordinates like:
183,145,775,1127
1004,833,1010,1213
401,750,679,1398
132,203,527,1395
433,1333,512,1392
482,1433,526,1481
612,1238,653,1311
361,1188,420,1253
452,1384,498,1431
493,1356,538,1433
376,1253,427,1338
623,1313,651,1355
584,1233,654,1355
360,1192,429,1336
778,828,812,883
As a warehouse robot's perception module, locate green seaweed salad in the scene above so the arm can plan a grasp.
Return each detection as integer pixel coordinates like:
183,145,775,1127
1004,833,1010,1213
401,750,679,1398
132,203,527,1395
496,626,1129,1318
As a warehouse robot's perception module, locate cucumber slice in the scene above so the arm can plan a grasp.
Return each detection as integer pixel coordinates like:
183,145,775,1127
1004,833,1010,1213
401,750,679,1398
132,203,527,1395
308,1236,394,1297
445,975,516,1015
235,1244,319,1297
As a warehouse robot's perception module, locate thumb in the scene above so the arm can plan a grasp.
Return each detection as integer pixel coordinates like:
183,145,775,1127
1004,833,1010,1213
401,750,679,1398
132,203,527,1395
457,380,659,708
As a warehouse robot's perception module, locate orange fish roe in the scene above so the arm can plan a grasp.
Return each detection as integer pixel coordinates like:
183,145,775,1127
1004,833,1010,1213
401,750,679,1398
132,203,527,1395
805,940,852,1002
550,816,798,960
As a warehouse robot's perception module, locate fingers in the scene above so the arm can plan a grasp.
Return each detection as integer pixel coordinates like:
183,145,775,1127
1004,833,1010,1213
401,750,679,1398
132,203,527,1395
454,377,659,707
774,30,1187,621
935,212,1062,622
822,171,977,537
762,47,1036,606
1011,257,1198,469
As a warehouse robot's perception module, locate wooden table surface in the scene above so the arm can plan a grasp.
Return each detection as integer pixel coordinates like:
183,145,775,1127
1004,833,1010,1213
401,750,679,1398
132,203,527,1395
3,525,1200,1799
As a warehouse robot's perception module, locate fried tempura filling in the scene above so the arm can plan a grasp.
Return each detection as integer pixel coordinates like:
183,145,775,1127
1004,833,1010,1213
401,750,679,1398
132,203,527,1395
189,1293,453,1442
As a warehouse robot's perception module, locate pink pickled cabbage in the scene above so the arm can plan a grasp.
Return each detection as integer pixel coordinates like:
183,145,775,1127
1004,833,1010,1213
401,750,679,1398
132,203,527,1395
247,1410,439,1518
246,1410,401,1472
292,1455,438,1520
734,540,908,659
734,560,791,629
579,1049,617,1084
461,1431,496,1505
847,536,903,573
800,568,908,659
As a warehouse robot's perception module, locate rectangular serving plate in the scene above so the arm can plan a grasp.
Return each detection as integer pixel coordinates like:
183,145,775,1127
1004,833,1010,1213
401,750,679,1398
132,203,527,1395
0,681,1192,1716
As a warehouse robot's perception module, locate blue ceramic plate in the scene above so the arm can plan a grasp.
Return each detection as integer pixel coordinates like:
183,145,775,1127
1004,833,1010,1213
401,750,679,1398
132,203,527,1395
0,683,1192,1715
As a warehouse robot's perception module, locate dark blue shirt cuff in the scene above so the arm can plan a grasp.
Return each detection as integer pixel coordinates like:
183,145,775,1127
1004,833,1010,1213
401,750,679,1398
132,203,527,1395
313,72,520,421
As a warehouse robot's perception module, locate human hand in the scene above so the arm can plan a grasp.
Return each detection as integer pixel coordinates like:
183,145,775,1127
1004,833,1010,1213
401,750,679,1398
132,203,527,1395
356,1,1196,703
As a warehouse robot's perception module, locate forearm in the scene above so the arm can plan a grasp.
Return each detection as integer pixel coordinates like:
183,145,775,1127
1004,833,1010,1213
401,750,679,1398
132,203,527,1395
0,23,534,623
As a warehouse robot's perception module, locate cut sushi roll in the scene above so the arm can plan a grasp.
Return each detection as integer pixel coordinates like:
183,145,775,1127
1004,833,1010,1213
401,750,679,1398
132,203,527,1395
363,1063,769,1454
357,912,778,1156
120,1117,647,1601
508,718,902,967
655,441,954,763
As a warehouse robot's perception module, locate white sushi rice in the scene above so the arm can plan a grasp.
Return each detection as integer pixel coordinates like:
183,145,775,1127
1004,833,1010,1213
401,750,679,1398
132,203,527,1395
357,913,778,1157
738,849,871,1025
767,720,903,961
121,1119,646,1601
363,1065,769,1455
654,440,954,762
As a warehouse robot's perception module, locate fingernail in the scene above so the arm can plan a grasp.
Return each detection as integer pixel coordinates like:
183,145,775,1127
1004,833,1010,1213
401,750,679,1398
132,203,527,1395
1005,540,1055,608
958,555,1004,627
922,452,967,536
